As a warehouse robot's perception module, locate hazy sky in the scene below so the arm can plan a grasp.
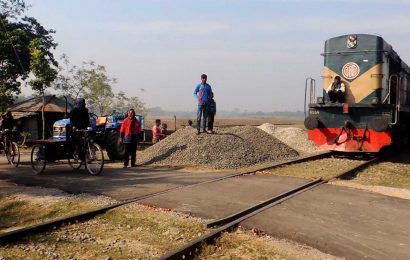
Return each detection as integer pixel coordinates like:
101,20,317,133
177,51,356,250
22,0,410,112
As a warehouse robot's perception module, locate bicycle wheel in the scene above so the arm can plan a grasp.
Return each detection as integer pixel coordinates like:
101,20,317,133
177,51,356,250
6,142,20,167
68,155,82,170
85,142,104,175
31,145,46,174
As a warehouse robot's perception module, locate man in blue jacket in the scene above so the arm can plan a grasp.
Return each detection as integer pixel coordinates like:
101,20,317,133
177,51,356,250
193,74,214,135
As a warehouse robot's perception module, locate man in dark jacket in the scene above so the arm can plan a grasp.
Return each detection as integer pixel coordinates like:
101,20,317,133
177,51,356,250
69,98,90,131
1,111,15,131
207,98,216,134
69,98,90,157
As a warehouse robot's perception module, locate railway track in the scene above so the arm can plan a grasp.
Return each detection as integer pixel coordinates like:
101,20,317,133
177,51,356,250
159,155,382,260
0,151,332,245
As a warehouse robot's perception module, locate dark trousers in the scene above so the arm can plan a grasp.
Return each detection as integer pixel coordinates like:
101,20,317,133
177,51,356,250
124,142,137,166
208,112,215,131
196,104,208,131
329,90,344,103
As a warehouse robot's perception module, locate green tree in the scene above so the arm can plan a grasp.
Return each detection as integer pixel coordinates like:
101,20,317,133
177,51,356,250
112,91,128,112
29,38,58,139
81,62,116,115
0,0,27,17
126,96,146,116
0,0,57,111
53,58,146,116
29,39,58,93
112,91,146,116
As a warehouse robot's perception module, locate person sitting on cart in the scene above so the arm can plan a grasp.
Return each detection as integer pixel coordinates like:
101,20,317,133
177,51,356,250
69,98,90,156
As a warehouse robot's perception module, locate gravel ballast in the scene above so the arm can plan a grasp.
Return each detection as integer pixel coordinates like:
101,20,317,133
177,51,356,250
139,126,299,169
257,123,319,154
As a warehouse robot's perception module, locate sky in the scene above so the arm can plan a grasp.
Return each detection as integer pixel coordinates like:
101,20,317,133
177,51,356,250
21,0,410,112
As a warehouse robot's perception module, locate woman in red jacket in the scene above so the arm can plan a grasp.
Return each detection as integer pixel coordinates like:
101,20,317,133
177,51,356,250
120,109,142,168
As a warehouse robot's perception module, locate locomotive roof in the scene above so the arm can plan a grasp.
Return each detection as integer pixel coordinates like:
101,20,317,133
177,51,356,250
324,34,410,74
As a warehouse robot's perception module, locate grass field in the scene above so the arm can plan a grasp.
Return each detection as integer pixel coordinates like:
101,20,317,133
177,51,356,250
144,115,304,129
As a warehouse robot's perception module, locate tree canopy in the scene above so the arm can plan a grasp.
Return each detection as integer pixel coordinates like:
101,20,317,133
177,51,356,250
80,62,116,116
54,55,89,99
0,0,58,111
54,57,146,116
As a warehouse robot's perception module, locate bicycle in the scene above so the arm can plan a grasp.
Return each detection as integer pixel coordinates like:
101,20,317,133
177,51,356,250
0,129,20,167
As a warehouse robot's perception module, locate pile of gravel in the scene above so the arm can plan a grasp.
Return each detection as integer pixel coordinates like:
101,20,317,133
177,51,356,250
257,123,319,154
139,126,299,169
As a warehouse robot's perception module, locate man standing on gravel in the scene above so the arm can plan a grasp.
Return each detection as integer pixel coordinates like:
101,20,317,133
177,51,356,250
193,74,214,135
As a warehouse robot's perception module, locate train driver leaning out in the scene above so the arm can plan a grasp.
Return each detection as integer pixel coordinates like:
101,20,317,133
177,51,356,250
326,76,346,103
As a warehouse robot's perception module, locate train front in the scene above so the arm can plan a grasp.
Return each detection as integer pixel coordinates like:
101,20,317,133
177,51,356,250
305,34,396,152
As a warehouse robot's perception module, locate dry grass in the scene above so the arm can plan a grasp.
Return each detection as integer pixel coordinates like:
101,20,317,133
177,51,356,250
352,151,410,189
260,157,364,180
0,198,338,259
0,203,207,259
0,196,110,233
144,116,303,129
199,228,340,260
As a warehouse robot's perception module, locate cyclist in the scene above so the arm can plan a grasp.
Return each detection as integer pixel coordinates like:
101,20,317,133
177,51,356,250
1,111,15,131
70,98,90,131
69,98,90,158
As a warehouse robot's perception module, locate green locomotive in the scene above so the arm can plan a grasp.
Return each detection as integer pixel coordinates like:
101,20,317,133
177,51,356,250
305,34,410,152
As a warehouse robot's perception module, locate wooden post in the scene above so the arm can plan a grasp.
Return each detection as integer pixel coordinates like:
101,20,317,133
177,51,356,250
42,91,45,140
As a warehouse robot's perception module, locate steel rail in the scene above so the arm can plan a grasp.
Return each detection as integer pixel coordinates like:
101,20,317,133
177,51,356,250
206,177,324,228
0,152,332,245
159,155,382,260
207,155,381,228
159,178,325,260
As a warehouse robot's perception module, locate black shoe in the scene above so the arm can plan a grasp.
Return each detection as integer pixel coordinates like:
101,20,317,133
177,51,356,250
131,164,137,168
197,130,200,135
123,165,128,168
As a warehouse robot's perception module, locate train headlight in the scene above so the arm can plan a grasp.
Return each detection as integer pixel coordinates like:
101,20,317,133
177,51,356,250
370,97,378,105
304,116,320,130
317,97,325,104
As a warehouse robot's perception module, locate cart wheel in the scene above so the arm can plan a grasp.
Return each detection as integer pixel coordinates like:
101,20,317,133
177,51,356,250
31,145,46,174
6,142,20,167
85,142,104,176
68,156,82,170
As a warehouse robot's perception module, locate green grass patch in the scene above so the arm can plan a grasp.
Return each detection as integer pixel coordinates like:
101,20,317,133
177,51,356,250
0,201,29,229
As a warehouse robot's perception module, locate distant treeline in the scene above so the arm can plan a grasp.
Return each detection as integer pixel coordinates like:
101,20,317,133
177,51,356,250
147,106,303,118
